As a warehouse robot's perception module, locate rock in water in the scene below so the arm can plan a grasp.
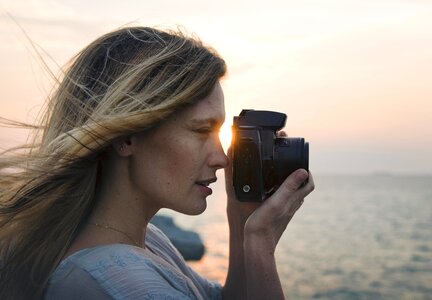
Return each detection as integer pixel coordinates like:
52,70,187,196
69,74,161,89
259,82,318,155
150,215,205,261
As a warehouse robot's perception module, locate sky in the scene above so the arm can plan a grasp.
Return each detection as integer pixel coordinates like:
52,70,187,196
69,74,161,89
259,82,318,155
0,0,431,174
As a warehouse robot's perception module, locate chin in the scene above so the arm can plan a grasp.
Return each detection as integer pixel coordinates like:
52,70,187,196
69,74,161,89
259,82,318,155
183,198,207,216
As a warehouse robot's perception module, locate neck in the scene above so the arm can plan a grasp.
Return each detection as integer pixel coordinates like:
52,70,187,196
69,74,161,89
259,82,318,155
88,222,142,247
64,154,160,259
88,182,156,249
91,152,162,245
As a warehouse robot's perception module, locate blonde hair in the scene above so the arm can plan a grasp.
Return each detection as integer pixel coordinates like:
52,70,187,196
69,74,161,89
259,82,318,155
0,26,226,299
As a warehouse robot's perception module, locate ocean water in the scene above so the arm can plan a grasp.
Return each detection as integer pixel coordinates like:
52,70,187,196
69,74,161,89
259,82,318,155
160,174,432,300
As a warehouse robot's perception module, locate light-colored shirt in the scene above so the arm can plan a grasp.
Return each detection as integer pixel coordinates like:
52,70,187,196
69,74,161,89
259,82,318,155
44,223,222,300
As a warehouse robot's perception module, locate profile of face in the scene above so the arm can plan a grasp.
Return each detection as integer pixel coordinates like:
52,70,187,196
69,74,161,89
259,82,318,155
127,82,229,215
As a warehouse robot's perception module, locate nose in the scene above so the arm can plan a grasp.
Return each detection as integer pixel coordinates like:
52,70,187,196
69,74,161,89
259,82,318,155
208,138,229,169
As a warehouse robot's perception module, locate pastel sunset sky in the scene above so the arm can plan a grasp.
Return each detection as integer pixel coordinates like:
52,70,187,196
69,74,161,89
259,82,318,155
1,0,431,174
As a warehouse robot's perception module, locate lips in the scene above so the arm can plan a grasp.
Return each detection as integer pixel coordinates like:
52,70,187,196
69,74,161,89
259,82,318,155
195,177,217,187
195,177,216,196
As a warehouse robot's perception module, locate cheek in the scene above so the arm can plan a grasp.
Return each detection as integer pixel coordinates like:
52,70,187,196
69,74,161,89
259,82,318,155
135,140,200,194
163,142,199,185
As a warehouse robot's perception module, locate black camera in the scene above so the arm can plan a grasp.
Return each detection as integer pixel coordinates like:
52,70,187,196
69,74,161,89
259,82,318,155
232,109,309,202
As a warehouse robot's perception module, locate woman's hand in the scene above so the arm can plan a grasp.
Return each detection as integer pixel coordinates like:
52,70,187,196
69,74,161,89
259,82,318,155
243,168,314,249
224,143,314,249
222,132,314,300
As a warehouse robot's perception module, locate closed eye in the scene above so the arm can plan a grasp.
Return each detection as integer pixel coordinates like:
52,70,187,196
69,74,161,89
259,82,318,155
195,127,220,135
189,118,224,137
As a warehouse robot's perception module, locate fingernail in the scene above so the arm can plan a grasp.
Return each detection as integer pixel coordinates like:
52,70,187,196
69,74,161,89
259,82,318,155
296,169,309,182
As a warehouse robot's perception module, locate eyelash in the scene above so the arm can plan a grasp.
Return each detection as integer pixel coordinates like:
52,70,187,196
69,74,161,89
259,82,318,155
195,127,220,135
196,128,212,134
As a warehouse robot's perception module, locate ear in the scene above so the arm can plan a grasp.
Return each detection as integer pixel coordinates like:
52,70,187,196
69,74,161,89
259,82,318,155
112,137,133,157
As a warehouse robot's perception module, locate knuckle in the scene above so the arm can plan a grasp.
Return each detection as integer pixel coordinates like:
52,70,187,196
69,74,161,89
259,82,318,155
297,198,305,208
307,182,315,192
301,180,315,194
266,200,280,214
311,180,316,189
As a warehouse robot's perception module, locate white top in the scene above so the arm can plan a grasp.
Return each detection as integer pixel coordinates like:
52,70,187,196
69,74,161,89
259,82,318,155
44,223,222,300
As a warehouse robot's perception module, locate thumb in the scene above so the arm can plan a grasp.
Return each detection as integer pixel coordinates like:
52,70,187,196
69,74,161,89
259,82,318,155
224,147,237,199
275,169,309,196
224,146,233,183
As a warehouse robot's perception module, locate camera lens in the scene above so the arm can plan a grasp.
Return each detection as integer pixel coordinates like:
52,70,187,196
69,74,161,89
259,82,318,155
272,137,309,188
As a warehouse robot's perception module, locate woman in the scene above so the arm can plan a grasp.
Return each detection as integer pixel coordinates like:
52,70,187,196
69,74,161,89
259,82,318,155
0,26,314,299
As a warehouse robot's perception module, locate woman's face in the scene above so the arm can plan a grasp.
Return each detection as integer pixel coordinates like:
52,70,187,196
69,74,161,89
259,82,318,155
129,82,229,215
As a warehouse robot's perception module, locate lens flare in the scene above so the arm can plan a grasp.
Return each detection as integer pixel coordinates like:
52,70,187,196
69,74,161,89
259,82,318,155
218,123,232,152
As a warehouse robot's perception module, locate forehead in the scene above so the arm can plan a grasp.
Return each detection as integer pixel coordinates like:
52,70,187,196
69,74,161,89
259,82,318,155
181,82,225,123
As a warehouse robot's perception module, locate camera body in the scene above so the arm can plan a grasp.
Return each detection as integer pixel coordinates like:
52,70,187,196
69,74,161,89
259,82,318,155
232,109,309,202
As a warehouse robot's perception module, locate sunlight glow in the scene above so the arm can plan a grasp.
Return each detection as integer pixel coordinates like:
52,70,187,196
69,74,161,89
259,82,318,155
219,122,232,153
1,0,431,173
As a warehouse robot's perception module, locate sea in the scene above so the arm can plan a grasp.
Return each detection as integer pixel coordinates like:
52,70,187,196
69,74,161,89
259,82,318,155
159,174,432,300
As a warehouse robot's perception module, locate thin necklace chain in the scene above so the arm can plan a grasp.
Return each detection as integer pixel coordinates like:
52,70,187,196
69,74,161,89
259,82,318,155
89,222,141,247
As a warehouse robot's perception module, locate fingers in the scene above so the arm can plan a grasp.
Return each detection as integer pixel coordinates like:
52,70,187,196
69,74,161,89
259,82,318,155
224,147,237,200
271,169,314,211
301,172,315,195
224,146,233,183
276,169,309,196
277,130,288,137
241,170,314,245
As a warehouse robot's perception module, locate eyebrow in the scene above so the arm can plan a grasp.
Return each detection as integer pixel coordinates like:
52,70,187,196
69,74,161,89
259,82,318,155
189,117,225,126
